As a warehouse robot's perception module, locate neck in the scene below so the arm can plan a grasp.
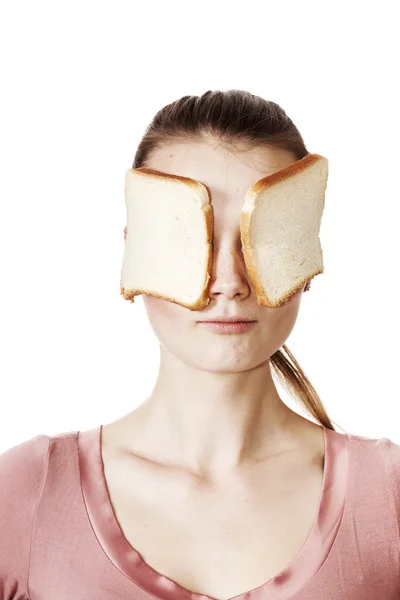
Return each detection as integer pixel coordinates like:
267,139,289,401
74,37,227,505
122,348,302,478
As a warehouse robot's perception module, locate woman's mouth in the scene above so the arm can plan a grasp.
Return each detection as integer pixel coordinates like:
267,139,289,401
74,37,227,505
197,320,257,334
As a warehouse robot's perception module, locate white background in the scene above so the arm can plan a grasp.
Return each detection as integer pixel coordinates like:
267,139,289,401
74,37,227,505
1,1,399,453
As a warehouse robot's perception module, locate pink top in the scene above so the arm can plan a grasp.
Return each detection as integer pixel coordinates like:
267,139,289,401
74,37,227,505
0,423,399,600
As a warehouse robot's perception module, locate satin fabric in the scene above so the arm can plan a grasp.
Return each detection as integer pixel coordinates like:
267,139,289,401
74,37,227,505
78,425,349,600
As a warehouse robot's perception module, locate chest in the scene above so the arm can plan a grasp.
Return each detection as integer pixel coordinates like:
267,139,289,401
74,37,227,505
102,449,324,600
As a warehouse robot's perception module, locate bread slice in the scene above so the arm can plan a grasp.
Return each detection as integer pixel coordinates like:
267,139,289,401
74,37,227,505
120,167,213,310
240,153,328,308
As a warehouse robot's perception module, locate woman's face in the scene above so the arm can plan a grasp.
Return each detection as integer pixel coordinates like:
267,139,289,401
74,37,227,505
127,141,306,373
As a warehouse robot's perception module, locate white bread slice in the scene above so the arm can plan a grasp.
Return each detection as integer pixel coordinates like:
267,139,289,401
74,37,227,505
120,167,213,310
240,153,328,308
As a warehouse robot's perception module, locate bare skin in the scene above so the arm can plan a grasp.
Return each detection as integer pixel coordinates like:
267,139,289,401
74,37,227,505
102,140,325,599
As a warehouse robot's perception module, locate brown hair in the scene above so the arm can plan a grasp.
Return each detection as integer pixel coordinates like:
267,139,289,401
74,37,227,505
132,89,342,433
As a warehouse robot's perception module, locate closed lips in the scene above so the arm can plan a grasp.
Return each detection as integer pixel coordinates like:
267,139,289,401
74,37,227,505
198,317,255,322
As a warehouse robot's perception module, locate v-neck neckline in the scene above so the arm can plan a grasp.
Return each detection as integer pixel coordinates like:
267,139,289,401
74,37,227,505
78,424,349,600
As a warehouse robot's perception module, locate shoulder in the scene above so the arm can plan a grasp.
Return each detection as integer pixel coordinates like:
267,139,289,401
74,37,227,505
0,429,79,587
0,428,79,478
376,435,400,502
376,436,400,541
376,435,400,462
0,432,51,492
345,428,400,469
346,429,400,522
0,428,80,487
346,429,400,468
0,433,51,588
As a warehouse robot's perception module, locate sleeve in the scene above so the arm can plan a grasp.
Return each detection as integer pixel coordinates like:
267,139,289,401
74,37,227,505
378,436,400,549
0,434,50,600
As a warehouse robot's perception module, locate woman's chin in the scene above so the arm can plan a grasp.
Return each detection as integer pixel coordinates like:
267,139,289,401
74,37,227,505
189,351,269,374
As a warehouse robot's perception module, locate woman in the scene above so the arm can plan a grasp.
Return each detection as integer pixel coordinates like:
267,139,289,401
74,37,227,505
1,90,400,600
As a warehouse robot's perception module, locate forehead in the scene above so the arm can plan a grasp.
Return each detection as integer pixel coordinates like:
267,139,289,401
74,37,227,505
145,141,297,225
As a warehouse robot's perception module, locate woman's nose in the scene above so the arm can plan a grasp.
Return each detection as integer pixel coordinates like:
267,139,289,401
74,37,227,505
208,241,251,301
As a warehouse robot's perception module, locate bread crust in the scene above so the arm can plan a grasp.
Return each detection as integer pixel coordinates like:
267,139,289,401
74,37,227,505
249,153,325,194
240,153,327,308
132,167,210,200
120,167,214,310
